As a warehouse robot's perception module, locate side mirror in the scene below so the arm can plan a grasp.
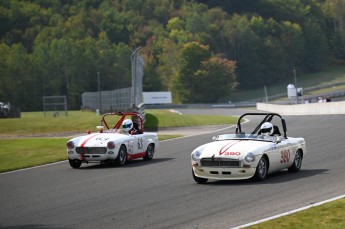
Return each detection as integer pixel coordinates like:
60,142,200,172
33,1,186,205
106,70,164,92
212,136,218,141
96,126,104,133
275,136,283,143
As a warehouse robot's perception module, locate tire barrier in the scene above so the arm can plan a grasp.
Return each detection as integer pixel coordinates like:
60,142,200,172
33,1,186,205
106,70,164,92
0,102,21,118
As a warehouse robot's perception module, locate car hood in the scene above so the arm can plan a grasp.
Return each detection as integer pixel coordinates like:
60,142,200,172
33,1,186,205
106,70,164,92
72,133,130,147
199,139,272,160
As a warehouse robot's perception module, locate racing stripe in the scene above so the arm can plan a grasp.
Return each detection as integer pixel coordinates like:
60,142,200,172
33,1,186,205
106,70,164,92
219,140,241,155
80,133,101,147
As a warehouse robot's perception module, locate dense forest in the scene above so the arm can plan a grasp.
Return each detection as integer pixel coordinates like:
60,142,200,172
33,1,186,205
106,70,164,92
1,0,344,111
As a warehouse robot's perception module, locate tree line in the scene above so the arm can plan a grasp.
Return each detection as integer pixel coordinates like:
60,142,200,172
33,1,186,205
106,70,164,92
0,0,344,111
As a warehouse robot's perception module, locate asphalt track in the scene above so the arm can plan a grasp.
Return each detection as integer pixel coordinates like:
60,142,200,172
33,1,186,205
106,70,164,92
1,108,345,229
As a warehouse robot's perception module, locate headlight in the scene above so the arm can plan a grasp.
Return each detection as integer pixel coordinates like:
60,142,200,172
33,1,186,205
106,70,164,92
107,141,115,149
244,153,255,163
66,141,74,149
191,151,201,161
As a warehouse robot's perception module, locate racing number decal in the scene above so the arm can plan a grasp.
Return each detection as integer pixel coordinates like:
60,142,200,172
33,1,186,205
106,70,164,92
137,139,143,150
280,149,290,164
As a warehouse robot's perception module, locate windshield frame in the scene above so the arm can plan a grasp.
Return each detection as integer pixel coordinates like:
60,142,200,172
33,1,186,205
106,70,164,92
214,133,285,143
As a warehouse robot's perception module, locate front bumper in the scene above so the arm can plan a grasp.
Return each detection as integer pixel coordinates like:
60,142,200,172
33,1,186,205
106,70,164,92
67,152,118,161
192,165,256,180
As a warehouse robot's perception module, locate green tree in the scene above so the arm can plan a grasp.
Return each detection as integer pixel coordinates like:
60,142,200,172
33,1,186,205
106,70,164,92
192,56,237,103
178,42,211,103
322,0,345,59
0,43,34,108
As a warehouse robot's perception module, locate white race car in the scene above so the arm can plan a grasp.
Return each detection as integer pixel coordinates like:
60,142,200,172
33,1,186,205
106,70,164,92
191,113,306,183
66,112,159,168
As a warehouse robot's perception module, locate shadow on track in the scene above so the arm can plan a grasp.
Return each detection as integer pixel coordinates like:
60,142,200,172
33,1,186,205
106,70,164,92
195,169,329,186
77,157,175,170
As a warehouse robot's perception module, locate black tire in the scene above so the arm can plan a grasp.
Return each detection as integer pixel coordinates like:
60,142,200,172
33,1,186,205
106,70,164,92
254,156,268,181
116,145,127,166
69,159,82,169
288,150,303,172
143,144,154,161
192,169,208,184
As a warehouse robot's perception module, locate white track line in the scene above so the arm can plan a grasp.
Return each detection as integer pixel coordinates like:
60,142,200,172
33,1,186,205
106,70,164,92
231,194,345,229
161,118,249,141
0,160,66,175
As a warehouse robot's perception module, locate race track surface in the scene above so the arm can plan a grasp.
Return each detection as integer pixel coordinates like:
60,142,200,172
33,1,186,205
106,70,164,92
1,108,345,229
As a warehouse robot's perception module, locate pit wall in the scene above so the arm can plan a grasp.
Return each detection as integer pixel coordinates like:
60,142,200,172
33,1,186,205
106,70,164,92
256,101,345,115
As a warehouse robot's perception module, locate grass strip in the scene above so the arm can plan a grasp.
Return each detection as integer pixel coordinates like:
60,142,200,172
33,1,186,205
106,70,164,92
0,138,69,172
248,198,345,229
0,135,182,173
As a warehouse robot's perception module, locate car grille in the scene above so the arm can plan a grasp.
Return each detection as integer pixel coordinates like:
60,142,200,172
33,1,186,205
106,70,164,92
200,158,240,167
76,147,107,154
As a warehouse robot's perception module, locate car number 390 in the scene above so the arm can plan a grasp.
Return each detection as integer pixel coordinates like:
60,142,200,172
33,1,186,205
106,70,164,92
280,149,290,164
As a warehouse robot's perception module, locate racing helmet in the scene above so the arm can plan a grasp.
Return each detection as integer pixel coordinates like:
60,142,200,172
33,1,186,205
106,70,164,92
122,119,133,132
260,122,273,136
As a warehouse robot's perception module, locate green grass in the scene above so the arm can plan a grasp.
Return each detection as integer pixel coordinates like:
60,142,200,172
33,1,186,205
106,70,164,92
145,109,238,128
0,109,237,172
0,138,69,172
0,109,237,136
247,198,345,229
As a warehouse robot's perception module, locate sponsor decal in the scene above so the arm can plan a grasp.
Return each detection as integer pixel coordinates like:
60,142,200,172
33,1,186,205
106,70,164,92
95,137,110,141
219,141,241,156
137,138,143,150
280,149,291,163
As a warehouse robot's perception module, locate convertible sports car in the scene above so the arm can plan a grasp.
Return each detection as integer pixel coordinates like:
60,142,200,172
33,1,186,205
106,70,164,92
191,113,306,183
66,112,159,168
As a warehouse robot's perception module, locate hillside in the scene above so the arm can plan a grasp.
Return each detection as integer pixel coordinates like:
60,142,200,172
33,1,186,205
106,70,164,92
1,0,344,110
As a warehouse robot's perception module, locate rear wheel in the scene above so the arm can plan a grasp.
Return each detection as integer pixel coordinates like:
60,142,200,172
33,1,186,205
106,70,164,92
69,159,82,169
254,156,268,181
116,145,127,166
288,150,303,172
143,144,154,160
192,169,208,184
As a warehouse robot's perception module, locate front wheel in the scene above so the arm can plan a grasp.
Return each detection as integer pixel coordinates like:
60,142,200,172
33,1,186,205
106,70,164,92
143,144,154,160
288,150,303,172
192,169,208,184
254,156,268,181
69,159,82,169
116,145,127,166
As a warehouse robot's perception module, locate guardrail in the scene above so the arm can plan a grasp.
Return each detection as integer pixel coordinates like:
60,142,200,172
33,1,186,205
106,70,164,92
257,101,345,115
145,102,256,109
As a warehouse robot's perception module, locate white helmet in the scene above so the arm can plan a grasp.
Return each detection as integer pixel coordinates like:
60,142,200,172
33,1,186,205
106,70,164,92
260,122,273,136
122,119,133,132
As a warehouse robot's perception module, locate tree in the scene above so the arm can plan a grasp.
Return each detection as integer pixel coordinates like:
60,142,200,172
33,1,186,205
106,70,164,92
193,56,237,103
177,42,237,103
322,0,345,59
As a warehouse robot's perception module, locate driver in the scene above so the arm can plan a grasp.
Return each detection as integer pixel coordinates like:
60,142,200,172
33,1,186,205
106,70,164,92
122,119,137,135
259,122,274,136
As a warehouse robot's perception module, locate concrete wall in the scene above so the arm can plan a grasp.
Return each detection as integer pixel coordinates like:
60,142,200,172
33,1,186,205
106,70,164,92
257,101,345,115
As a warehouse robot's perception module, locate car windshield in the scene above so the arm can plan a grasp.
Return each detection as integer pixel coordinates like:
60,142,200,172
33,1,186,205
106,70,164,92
215,134,281,142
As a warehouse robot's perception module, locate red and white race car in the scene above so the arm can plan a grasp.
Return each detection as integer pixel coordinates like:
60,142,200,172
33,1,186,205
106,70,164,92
191,113,307,183
66,112,159,168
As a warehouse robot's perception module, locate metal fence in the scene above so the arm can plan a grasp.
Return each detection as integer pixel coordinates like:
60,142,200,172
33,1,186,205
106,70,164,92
81,47,145,119
82,87,132,113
